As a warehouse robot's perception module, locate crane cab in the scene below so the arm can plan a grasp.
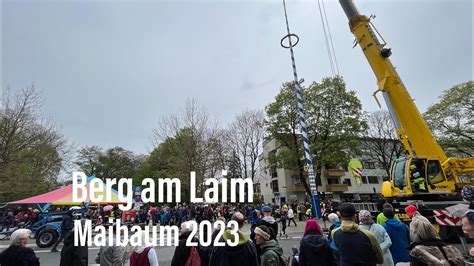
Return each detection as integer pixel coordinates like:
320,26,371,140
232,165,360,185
381,157,457,198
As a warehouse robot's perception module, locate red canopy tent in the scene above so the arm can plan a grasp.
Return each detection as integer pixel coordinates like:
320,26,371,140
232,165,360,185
9,176,126,205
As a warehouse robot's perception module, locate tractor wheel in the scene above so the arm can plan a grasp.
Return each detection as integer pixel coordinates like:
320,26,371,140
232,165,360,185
36,229,58,248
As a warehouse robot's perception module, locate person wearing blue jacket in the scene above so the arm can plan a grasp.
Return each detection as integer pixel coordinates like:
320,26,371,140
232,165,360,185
382,208,410,264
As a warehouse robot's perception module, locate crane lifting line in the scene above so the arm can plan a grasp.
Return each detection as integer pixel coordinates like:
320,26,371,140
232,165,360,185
317,0,340,76
280,0,322,219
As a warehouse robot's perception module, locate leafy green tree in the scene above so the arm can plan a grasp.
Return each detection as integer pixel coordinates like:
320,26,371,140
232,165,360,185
305,76,367,169
75,145,102,177
74,146,143,181
265,76,366,196
424,81,473,157
265,81,311,195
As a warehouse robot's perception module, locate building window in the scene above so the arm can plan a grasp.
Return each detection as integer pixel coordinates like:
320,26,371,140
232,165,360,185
343,178,352,186
363,161,376,169
254,183,261,193
292,177,302,184
368,176,379,184
272,180,279,193
327,177,339,185
361,176,368,184
270,167,278,178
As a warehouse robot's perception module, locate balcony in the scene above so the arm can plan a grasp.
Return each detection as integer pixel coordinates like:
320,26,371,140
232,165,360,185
291,184,306,192
325,169,346,177
326,184,349,192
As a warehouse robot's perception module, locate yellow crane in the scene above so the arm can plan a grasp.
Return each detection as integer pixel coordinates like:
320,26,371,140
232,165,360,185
339,0,474,199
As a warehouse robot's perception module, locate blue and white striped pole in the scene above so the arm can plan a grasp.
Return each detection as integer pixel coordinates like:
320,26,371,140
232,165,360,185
281,0,321,219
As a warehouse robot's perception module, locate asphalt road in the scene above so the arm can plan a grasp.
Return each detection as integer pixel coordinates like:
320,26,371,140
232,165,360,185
1,221,472,266
0,222,306,266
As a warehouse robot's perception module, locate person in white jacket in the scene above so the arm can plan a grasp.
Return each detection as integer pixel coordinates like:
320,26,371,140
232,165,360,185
129,231,159,266
359,210,394,266
287,208,297,226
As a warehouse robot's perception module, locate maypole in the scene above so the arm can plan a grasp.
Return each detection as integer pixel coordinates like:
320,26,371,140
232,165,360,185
280,0,321,218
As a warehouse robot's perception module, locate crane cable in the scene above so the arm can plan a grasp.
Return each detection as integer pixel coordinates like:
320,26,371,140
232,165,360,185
317,0,340,76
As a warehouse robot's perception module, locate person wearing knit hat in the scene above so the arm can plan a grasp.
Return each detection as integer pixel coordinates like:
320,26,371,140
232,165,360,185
358,210,394,266
254,225,284,266
254,226,271,241
404,205,420,219
0,229,40,266
298,219,336,266
303,219,323,237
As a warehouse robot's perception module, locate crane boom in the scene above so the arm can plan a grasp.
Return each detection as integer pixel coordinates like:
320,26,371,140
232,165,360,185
339,0,473,195
339,0,446,161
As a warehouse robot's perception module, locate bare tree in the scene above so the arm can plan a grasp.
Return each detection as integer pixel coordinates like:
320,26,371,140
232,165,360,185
0,85,71,202
360,110,404,177
152,98,224,195
226,109,266,181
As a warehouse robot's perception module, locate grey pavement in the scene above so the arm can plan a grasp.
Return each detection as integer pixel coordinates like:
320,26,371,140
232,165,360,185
0,220,309,266
3,220,471,266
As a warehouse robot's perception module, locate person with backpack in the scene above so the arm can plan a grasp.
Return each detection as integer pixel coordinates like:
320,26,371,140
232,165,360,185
171,221,208,266
254,225,285,266
129,231,159,266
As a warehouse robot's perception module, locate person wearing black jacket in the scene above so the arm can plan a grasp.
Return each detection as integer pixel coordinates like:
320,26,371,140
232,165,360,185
299,219,336,266
171,221,209,266
332,203,383,266
209,212,258,266
52,210,74,252
59,230,88,266
0,229,40,266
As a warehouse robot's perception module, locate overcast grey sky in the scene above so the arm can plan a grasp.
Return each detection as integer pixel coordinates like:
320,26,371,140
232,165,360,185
2,0,472,154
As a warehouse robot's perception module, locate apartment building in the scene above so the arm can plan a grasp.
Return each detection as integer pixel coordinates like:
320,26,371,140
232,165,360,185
257,138,392,204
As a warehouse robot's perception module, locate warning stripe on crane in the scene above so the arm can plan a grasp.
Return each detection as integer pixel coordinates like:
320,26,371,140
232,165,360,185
354,168,362,176
433,210,461,226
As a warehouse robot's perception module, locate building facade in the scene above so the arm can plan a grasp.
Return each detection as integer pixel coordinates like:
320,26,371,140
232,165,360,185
257,138,391,204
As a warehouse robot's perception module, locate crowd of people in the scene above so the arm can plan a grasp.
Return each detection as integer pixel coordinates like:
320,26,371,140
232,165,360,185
0,200,473,266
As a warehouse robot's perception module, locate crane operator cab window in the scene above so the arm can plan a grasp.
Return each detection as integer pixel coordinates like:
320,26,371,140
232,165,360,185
410,161,427,193
426,160,445,184
393,159,407,190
